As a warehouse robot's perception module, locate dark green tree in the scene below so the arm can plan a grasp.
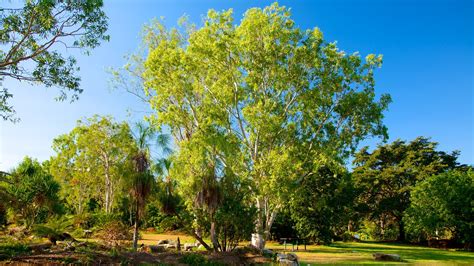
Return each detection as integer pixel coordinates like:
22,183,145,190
0,0,109,121
289,165,357,244
404,169,474,246
353,137,459,241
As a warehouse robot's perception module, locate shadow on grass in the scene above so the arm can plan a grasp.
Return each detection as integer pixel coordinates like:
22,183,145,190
301,242,474,263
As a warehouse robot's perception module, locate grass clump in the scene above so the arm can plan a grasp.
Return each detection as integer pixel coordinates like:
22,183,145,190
0,241,31,260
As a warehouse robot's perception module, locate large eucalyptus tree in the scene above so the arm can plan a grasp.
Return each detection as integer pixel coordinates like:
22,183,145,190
142,3,390,249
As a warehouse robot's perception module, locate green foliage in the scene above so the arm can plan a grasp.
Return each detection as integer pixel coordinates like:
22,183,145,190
5,157,62,228
140,2,390,248
50,115,136,214
32,216,74,244
353,137,459,241
0,203,7,228
0,241,30,260
289,165,356,244
404,170,474,245
0,0,109,121
179,253,207,265
143,204,180,232
214,178,256,251
94,220,132,246
179,253,224,266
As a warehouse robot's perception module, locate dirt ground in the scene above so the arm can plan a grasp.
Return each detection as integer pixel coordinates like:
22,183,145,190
1,240,271,265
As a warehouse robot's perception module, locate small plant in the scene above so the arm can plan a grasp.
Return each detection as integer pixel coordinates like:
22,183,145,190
109,247,120,258
179,253,207,265
32,216,75,245
179,253,224,266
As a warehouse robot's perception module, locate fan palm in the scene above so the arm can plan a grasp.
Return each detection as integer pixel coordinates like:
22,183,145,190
130,122,170,251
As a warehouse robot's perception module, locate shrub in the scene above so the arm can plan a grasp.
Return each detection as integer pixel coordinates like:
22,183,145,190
6,157,62,228
32,216,75,245
94,221,132,246
179,253,223,266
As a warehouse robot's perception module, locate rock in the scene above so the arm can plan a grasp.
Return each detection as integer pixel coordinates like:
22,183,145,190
157,239,169,245
286,253,298,262
149,245,166,253
279,258,299,266
276,253,299,265
184,242,201,251
262,248,274,257
166,243,177,249
373,253,401,261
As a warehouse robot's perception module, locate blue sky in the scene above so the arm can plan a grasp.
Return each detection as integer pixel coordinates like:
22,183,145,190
0,0,472,170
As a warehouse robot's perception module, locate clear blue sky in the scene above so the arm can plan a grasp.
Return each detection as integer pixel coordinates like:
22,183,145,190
1,0,472,171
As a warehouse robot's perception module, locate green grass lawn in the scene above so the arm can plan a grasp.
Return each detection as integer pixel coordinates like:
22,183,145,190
265,241,474,265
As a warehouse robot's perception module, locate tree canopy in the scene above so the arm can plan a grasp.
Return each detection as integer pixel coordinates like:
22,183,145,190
50,116,135,214
0,0,109,121
404,169,474,245
142,3,391,248
353,137,460,241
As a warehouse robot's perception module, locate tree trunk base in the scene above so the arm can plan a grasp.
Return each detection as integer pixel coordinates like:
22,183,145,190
251,233,265,249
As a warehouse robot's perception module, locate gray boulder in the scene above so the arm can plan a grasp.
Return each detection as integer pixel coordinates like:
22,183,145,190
157,239,169,245
276,253,299,266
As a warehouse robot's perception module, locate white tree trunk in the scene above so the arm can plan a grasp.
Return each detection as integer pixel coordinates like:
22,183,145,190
104,155,112,213
252,197,279,249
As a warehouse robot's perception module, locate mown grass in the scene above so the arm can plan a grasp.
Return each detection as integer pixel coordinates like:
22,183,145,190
265,241,474,265
138,232,474,264
138,232,196,246
4,232,472,265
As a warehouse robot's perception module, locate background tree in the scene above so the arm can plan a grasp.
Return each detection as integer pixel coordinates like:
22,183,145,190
0,171,12,228
289,165,357,244
353,137,459,241
4,157,61,228
0,0,109,121
404,169,474,246
50,115,135,214
143,3,390,249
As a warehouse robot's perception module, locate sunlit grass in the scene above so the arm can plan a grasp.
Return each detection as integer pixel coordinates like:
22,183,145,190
265,241,474,265
90,232,474,264
138,232,196,246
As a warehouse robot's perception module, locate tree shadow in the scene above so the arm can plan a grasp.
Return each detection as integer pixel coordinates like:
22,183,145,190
304,242,474,262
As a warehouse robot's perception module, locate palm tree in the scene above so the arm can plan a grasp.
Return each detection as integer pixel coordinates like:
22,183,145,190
129,122,170,251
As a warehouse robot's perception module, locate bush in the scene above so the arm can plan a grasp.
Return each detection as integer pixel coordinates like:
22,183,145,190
214,194,256,251
32,216,74,244
144,204,181,232
94,221,132,246
6,157,62,228
179,253,223,266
